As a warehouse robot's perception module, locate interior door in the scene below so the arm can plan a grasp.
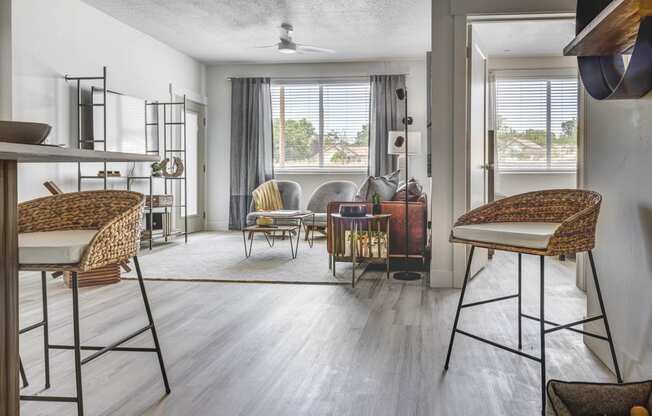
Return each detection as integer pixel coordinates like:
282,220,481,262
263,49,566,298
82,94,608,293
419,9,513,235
467,25,489,276
176,99,206,233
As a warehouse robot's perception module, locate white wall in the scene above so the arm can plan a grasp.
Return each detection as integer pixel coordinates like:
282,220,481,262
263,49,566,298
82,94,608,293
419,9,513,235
11,0,206,201
206,59,428,230
583,96,652,380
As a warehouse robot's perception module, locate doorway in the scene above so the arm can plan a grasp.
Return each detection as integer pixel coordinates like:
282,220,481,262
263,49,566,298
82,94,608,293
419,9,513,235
462,17,580,282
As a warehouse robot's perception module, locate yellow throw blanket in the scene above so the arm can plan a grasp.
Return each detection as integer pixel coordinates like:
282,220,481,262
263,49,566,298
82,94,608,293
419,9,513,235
252,180,284,211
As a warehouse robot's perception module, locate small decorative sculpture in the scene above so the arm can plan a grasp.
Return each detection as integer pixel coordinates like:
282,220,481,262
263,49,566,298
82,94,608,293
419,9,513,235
151,157,184,178
573,0,652,100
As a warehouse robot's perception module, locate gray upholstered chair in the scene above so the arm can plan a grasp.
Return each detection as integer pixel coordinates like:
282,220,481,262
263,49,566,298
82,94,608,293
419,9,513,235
246,180,302,226
306,180,357,236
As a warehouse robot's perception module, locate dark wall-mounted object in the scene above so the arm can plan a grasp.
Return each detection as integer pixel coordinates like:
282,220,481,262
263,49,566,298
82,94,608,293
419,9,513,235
0,120,51,144
565,0,652,100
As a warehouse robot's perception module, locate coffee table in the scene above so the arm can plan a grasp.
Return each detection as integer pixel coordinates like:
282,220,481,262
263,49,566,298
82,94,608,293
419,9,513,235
242,211,316,259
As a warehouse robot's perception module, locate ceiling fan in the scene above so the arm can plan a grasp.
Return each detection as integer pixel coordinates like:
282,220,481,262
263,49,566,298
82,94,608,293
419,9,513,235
256,23,335,55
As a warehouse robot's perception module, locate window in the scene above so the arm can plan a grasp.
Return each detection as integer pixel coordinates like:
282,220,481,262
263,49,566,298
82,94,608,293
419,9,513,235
271,80,370,171
493,73,578,172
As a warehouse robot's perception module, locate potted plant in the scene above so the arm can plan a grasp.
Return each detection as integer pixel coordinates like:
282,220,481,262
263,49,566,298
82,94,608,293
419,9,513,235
151,160,165,177
372,192,382,215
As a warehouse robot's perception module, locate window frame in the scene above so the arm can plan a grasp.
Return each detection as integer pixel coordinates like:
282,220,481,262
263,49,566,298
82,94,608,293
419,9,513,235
271,77,370,174
490,68,579,174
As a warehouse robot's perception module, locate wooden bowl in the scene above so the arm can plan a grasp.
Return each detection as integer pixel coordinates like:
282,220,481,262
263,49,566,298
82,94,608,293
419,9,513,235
0,120,52,145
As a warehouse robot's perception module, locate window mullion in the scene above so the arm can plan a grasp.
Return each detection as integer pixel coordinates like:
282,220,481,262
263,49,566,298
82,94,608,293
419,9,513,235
319,85,324,168
546,80,552,170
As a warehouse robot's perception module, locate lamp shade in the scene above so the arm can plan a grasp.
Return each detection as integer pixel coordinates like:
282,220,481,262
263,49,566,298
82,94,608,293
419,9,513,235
388,131,422,155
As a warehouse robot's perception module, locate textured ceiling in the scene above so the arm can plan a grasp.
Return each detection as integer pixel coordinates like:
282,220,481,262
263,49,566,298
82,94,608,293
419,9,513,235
473,20,575,58
81,0,431,63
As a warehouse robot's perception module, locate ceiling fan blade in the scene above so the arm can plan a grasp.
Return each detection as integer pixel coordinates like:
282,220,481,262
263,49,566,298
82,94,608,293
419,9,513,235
296,45,335,54
253,44,278,49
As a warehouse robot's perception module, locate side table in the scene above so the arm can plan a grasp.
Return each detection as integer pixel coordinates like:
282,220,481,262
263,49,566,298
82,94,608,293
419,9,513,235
330,213,391,287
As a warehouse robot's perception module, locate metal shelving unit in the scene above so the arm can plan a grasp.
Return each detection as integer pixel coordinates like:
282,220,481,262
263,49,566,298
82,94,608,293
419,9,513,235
66,66,109,191
146,97,188,244
66,67,188,248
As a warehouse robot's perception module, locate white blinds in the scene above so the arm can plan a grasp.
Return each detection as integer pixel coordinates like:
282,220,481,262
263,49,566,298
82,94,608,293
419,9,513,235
550,79,578,171
494,74,578,172
272,81,370,169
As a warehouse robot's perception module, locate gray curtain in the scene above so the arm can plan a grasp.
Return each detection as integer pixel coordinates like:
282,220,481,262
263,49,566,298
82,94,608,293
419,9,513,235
229,78,274,230
368,74,406,177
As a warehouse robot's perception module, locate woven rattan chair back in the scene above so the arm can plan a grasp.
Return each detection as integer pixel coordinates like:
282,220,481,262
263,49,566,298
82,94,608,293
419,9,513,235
18,190,144,272
451,189,602,256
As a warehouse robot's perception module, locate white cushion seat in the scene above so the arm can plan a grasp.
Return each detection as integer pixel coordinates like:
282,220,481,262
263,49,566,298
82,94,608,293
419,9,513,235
19,230,98,265
452,222,562,250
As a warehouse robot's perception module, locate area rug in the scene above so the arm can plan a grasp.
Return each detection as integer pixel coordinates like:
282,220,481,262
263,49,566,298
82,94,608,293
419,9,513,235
123,231,379,285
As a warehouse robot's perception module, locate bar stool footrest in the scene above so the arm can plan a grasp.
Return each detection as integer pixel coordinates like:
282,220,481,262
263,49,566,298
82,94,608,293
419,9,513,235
20,395,78,403
521,313,609,340
456,329,542,362
48,324,156,365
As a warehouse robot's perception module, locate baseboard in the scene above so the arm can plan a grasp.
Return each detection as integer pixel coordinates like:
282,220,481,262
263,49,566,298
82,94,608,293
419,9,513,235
429,269,454,288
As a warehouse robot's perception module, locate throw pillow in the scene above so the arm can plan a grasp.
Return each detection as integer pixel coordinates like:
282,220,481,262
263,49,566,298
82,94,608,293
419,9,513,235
357,170,400,202
393,178,423,202
252,180,284,211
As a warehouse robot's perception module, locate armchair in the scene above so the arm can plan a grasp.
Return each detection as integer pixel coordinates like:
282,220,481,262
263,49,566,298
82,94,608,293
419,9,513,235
246,180,302,226
306,180,357,236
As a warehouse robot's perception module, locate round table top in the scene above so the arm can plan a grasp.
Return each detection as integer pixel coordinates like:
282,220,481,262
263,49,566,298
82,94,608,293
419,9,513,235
330,213,392,220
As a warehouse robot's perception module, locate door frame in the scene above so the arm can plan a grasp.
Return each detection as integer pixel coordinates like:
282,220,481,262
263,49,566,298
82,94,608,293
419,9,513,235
466,23,490,278
452,14,585,288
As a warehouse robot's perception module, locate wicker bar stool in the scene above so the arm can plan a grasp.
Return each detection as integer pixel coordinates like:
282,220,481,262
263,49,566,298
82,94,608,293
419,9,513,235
443,189,621,416
18,191,170,416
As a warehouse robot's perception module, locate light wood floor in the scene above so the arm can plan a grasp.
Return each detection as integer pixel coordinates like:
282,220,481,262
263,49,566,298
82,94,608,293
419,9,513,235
18,252,615,415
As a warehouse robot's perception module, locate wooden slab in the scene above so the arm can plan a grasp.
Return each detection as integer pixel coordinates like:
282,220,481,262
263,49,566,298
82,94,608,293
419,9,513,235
564,0,652,56
0,142,158,163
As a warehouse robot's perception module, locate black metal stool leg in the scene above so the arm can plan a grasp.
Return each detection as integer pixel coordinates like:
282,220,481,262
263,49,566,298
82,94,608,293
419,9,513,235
133,256,171,394
444,246,475,370
41,271,50,389
71,272,84,416
19,356,28,388
588,250,623,383
518,253,522,350
539,256,546,416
